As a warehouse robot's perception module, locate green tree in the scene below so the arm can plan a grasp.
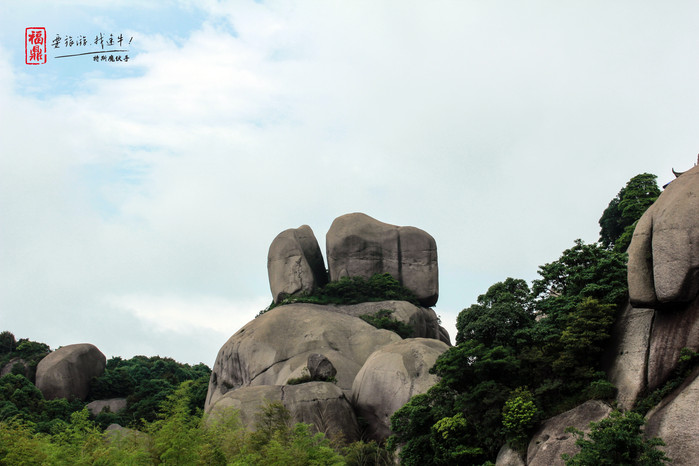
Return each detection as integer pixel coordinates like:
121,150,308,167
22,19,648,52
532,239,627,344
501,387,538,446
456,278,534,347
599,173,660,252
563,411,669,465
0,332,16,354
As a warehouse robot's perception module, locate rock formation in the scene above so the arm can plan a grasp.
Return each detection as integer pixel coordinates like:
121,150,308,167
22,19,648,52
307,353,337,381
268,225,328,304
605,165,699,407
526,400,612,466
351,338,449,440
644,367,699,465
326,213,438,306
206,383,359,441
628,165,699,306
512,168,699,465
207,213,449,441
35,343,106,401
0,357,29,378
87,398,128,416
206,304,403,409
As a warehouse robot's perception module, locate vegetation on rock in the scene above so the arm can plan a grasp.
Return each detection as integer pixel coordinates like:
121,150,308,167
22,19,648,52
359,309,415,339
269,273,420,310
562,410,669,465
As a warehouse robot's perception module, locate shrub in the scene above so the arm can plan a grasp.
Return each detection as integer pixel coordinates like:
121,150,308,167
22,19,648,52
562,410,669,465
359,309,414,339
272,273,420,309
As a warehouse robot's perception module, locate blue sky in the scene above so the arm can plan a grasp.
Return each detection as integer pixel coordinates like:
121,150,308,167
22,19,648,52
2,1,699,366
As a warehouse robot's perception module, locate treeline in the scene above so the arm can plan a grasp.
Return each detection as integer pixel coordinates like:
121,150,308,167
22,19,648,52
0,332,211,434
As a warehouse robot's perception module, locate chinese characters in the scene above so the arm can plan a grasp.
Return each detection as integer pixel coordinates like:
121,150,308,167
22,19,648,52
25,28,47,65
25,28,134,65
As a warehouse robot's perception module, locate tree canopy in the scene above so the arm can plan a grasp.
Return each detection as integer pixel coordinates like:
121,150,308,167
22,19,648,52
599,173,660,252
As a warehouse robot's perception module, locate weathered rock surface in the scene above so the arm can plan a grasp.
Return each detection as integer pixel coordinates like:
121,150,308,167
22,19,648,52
527,400,612,466
206,382,359,441
322,300,450,344
326,213,438,306
647,297,699,390
0,357,29,378
87,398,128,416
307,353,336,381
268,225,328,304
35,344,106,401
495,444,526,466
206,304,402,410
603,304,654,410
351,338,449,440
628,165,699,306
645,367,699,465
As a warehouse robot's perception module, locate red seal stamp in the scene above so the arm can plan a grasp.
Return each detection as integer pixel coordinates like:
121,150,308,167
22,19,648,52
26,27,47,65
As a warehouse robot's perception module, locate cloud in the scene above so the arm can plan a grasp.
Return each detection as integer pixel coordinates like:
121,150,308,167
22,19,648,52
1,1,699,364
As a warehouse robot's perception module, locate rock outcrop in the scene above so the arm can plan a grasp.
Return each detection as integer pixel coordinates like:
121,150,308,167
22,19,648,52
307,353,337,381
268,225,328,304
352,338,449,440
206,383,359,441
35,343,106,401
628,165,699,306
0,357,29,378
644,367,699,465
87,398,128,416
525,400,612,466
604,304,654,410
206,213,449,442
326,213,438,306
206,304,403,409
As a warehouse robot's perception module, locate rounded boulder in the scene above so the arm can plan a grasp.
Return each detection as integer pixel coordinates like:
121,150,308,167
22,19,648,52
351,338,449,440
35,343,106,401
326,213,438,306
205,304,402,410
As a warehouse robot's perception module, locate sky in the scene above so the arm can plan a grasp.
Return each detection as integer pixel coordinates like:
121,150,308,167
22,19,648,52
1,1,698,367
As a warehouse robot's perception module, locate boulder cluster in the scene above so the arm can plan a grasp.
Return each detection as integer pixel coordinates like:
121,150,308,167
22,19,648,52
268,212,439,306
206,213,449,441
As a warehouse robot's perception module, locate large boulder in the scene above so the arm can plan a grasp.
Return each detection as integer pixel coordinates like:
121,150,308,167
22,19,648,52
351,338,449,440
35,343,106,401
268,225,328,304
206,382,359,442
628,165,699,306
205,304,402,410
326,213,438,306
87,398,128,416
644,367,699,465
526,400,612,466
307,353,336,381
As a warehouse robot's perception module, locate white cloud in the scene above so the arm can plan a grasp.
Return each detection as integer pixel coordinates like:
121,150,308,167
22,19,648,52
1,1,699,364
